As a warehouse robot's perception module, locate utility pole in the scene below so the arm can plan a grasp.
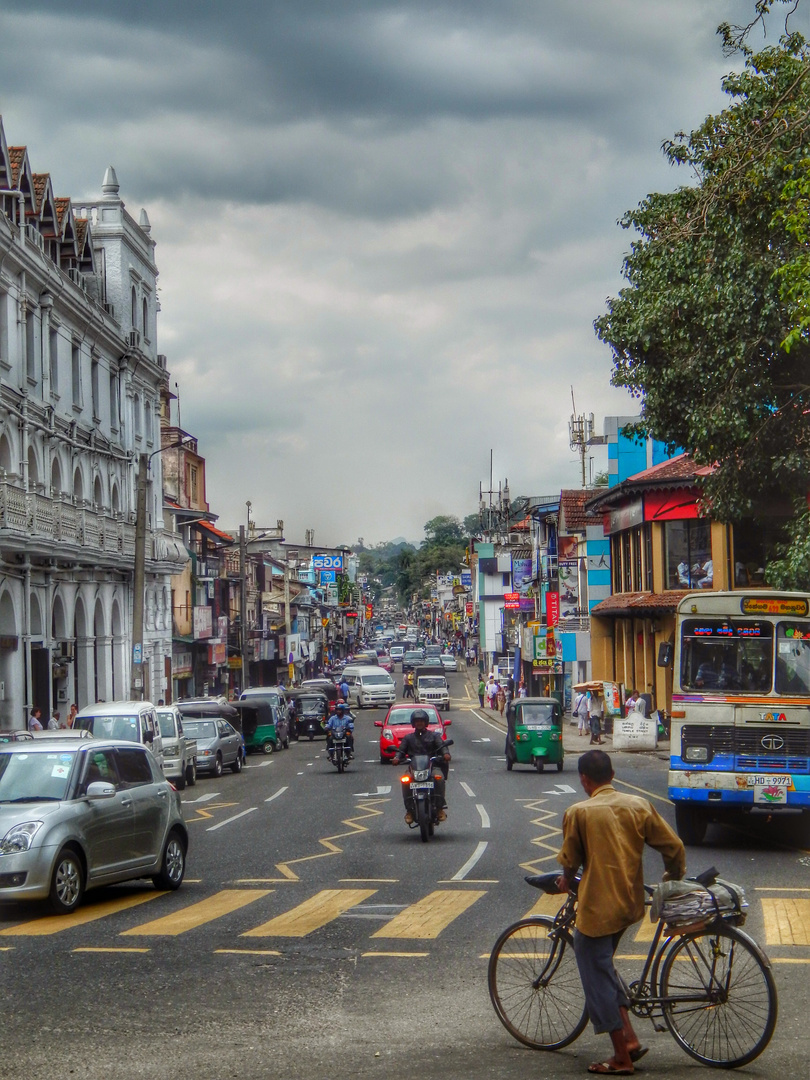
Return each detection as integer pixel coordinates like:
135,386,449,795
284,553,292,685
239,523,248,693
130,452,148,699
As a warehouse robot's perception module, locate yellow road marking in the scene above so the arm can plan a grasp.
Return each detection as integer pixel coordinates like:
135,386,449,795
771,957,810,964
270,801,387,882
73,947,149,953
0,890,165,937
633,919,659,942
362,951,428,958
761,898,810,946
215,949,282,956
518,799,563,874
184,801,238,824
0,946,14,951
371,890,485,940
522,894,565,919
121,889,271,937
438,879,498,884
755,887,810,892
613,779,670,806
242,889,376,938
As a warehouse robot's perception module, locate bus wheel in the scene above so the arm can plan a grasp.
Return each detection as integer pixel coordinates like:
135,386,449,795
675,802,708,846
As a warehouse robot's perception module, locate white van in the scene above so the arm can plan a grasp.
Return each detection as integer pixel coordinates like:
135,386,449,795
341,664,396,709
75,701,164,772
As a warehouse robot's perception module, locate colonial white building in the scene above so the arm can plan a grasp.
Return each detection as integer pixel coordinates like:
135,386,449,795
0,116,185,725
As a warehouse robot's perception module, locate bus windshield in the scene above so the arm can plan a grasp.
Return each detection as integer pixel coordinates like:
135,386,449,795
776,623,810,695
680,619,773,693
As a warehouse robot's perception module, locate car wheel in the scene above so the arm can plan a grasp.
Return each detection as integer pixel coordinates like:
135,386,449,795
262,739,275,754
49,846,84,915
557,760,564,773
214,753,223,777
231,753,243,774
152,831,186,891
187,760,197,786
175,766,186,791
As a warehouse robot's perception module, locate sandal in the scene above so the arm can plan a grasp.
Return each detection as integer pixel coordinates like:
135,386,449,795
588,1063,634,1076
629,1048,649,1064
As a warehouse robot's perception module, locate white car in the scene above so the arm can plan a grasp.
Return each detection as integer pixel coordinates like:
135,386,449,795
440,654,458,671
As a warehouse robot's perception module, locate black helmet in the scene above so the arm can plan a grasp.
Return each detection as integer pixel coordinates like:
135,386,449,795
411,709,429,726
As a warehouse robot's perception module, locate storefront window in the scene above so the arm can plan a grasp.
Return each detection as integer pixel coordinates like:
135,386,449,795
664,519,711,590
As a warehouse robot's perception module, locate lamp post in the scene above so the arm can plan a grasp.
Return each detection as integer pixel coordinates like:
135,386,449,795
130,438,190,701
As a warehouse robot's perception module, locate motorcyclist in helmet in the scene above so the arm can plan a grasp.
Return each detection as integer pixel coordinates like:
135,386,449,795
324,701,355,759
392,708,451,824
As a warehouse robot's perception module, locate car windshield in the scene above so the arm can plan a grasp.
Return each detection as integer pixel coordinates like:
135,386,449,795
518,704,558,727
404,652,422,660
156,711,176,737
680,619,773,693
75,715,140,742
364,674,392,686
419,677,445,687
181,720,218,739
0,750,77,801
388,710,438,727
299,697,325,714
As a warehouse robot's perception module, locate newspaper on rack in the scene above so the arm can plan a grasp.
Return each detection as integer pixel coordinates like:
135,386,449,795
650,878,748,927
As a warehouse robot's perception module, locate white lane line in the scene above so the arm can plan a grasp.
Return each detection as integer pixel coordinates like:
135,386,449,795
297,772,304,776
206,807,257,832
306,762,315,767
265,786,288,803
244,761,273,768
476,804,491,829
451,840,488,881
460,782,476,798
183,792,219,803
469,709,505,734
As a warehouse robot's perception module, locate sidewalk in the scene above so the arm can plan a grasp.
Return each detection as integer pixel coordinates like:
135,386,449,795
461,660,669,758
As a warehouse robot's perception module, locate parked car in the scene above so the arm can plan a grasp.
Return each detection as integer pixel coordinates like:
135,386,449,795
156,706,198,789
0,738,188,914
179,717,243,777
375,703,450,764
377,652,394,673
440,654,458,671
74,701,164,772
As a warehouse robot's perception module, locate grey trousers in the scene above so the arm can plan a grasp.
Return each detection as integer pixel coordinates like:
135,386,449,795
573,928,629,1035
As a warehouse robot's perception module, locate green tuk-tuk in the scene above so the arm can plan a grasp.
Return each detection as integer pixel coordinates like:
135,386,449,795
505,697,564,773
232,700,289,754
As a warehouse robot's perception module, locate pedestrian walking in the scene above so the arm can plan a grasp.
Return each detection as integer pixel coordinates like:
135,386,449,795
497,684,506,715
477,676,485,707
486,675,497,709
573,690,589,736
555,750,686,1075
588,691,605,745
28,707,43,732
517,679,527,698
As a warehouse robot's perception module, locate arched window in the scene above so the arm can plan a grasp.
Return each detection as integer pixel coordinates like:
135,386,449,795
142,297,148,340
0,434,13,476
51,457,62,496
111,482,120,516
73,466,84,503
133,394,142,438
93,475,103,508
27,445,38,489
131,286,138,329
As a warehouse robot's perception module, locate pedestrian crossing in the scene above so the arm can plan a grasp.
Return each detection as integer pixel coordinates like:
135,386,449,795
0,884,808,956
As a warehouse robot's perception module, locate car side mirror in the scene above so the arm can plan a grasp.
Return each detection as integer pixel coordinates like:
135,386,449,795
443,719,451,726
85,781,116,799
374,720,383,727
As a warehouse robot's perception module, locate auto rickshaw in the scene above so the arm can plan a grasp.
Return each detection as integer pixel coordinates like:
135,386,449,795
286,689,329,740
232,699,288,754
504,696,564,773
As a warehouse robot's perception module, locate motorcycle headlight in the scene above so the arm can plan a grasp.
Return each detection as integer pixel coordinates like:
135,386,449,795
0,821,43,855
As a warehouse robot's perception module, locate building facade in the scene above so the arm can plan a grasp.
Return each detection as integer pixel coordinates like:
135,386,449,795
0,118,185,724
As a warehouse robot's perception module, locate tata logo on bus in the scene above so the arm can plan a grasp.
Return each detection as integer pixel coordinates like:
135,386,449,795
760,712,789,724
741,597,809,617
313,554,344,571
760,734,784,751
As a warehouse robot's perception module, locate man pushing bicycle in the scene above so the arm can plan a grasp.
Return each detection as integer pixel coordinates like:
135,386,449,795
555,750,686,1076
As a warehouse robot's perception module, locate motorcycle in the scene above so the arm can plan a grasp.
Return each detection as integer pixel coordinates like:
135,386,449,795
399,739,453,842
327,720,353,773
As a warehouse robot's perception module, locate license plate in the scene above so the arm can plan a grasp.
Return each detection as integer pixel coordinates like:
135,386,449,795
746,775,792,787
410,782,434,790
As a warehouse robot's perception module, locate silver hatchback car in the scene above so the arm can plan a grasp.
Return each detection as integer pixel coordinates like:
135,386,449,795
0,738,188,914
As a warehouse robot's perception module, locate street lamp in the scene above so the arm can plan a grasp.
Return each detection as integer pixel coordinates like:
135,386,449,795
130,437,192,700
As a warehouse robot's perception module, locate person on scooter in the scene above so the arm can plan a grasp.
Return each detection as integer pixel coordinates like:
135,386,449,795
324,701,355,760
392,709,451,824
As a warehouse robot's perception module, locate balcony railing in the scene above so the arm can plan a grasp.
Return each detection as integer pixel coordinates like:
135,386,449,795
0,480,139,558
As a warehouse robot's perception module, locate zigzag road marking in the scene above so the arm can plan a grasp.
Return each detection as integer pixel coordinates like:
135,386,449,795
517,797,563,874
265,798,390,883
184,801,238,824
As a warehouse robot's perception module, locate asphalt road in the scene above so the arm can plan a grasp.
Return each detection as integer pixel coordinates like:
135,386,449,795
1,668,809,1079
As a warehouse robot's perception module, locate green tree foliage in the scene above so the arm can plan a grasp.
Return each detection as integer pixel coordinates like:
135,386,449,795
423,515,465,546
594,30,810,583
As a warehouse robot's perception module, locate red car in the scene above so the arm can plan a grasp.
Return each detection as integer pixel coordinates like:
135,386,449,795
375,703,450,764
377,652,394,673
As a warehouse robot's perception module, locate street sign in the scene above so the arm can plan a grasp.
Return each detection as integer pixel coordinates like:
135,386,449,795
132,642,142,664
503,592,520,610
319,570,336,584
546,591,560,627
313,554,343,570
288,663,295,681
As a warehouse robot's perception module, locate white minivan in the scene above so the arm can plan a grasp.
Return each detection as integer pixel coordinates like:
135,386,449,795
75,701,165,772
341,664,396,709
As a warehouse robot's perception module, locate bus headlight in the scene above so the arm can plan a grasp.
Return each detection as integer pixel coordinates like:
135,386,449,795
684,745,709,762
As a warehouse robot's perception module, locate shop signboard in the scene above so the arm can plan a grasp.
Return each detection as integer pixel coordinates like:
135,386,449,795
534,629,558,660
545,591,560,627
173,651,193,679
461,570,472,588
208,641,226,665
319,570,336,584
503,592,520,610
466,601,473,615
193,606,213,640
512,556,535,612
558,560,580,618
313,554,343,571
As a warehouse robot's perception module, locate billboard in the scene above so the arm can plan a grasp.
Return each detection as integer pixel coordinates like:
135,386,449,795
512,557,535,612
558,560,580,618
313,554,344,570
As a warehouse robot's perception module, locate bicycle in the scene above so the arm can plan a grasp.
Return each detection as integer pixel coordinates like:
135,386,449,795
488,868,777,1069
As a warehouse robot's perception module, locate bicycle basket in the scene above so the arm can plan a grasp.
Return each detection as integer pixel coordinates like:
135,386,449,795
651,878,748,928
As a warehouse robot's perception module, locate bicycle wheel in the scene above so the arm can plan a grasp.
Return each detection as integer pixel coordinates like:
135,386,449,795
660,922,777,1068
488,916,588,1050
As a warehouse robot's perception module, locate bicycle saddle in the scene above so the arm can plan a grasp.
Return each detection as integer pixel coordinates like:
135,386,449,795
525,872,580,895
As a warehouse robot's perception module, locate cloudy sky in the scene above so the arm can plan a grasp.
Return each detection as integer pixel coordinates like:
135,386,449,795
0,0,785,545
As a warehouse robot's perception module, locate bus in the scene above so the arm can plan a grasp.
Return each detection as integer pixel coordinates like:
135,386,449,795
669,591,810,844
